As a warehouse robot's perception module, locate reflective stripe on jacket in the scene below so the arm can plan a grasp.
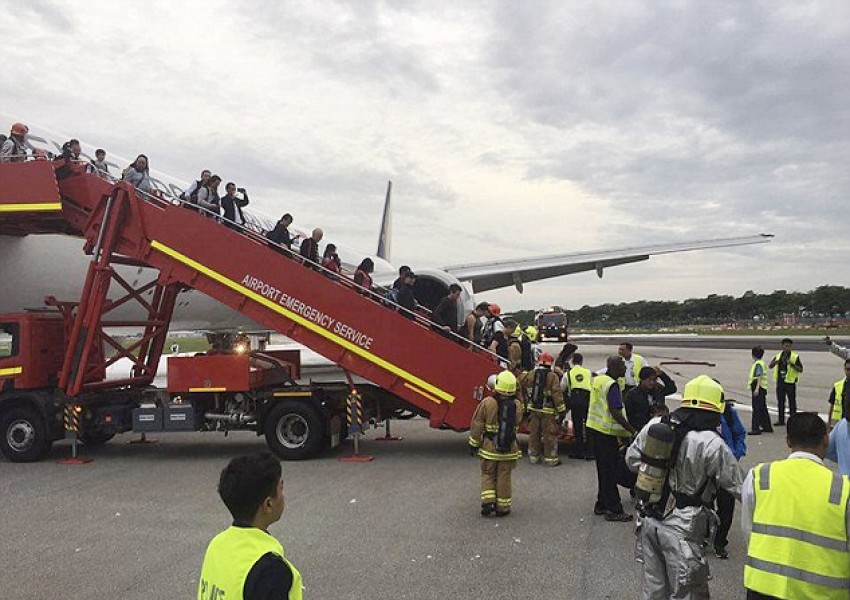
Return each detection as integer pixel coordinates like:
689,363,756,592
745,459,850,599
586,374,630,437
468,395,523,460
198,526,303,600
519,367,564,415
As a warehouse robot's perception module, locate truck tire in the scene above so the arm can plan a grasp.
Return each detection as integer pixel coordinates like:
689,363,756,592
264,400,326,460
79,432,115,447
0,405,51,462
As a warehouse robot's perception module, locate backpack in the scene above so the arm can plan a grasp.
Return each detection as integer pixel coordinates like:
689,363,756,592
530,366,549,409
180,180,203,203
642,408,720,519
481,316,502,348
513,334,534,370
495,396,517,452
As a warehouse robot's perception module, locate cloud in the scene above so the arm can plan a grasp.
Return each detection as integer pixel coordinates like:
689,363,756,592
1,0,848,312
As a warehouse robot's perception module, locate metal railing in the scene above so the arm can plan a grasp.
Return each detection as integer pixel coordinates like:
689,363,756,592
37,157,503,361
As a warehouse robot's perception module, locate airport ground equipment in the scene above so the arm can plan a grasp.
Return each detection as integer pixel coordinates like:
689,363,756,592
0,160,498,461
535,306,569,341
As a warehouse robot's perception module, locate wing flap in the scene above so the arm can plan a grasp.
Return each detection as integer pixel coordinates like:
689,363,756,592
445,234,773,294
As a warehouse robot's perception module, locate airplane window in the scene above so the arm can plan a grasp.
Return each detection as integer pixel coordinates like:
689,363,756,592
0,324,18,358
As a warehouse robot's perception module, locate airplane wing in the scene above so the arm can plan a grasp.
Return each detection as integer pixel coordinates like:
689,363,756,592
441,234,774,293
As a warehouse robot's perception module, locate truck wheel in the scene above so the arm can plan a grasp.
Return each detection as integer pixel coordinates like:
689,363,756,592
79,432,115,447
0,406,51,462
264,400,326,460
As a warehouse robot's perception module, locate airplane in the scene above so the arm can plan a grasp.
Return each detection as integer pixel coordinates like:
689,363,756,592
0,123,774,334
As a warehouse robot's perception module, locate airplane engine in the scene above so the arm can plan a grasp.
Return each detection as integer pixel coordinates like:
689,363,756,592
411,269,474,324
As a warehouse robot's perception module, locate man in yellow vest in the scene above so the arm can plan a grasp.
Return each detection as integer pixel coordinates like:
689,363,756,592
827,362,850,477
198,453,303,600
768,338,803,426
566,353,594,460
626,375,743,599
748,345,773,435
743,412,850,599
587,355,636,521
469,370,524,517
828,358,850,430
618,341,649,392
519,352,565,466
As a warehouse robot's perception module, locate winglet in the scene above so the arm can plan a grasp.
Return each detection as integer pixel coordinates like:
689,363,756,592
377,180,392,261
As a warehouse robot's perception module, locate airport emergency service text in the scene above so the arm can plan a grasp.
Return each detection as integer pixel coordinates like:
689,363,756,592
241,274,374,350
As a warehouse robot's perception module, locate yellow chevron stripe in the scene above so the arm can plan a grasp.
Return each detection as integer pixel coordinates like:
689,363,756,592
403,382,442,404
0,366,23,377
150,240,454,404
0,203,62,212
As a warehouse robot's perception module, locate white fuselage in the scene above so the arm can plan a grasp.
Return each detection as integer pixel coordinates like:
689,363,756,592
0,232,469,331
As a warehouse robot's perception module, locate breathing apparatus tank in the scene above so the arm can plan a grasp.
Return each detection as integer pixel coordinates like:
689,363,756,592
634,421,675,504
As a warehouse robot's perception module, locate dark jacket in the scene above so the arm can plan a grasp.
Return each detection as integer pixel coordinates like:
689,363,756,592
266,222,292,249
299,238,320,264
220,194,246,226
433,297,458,330
623,372,677,431
397,284,416,317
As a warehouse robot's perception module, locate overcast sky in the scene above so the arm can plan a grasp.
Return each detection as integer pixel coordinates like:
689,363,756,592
2,1,848,311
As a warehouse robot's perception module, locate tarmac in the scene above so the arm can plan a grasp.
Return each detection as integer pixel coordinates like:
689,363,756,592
0,338,846,599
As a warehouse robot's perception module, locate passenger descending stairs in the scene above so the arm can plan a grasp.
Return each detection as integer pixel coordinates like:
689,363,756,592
0,161,497,431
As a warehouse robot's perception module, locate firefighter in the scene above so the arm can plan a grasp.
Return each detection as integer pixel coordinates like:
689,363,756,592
626,375,743,599
506,320,534,375
519,352,565,466
524,325,542,363
469,370,523,517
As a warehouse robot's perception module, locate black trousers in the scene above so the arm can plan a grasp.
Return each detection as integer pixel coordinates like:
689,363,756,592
751,389,773,433
776,381,797,423
569,394,591,457
747,590,779,599
590,429,624,514
714,487,735,550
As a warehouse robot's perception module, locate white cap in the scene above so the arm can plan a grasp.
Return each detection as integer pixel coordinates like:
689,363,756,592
486,374,498,391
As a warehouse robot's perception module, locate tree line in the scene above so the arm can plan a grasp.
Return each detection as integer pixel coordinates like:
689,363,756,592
511,285,850,329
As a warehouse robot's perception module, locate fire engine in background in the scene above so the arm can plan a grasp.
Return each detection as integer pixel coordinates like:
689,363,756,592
535,307,569,341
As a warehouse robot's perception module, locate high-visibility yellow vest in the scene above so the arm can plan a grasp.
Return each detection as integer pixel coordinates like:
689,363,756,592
745,459,850,599
748,359,769,391
832,379,848,423
198,526,303,600
773,351,801,384
586,374,630,437
569,366,593,392
617,353,644,389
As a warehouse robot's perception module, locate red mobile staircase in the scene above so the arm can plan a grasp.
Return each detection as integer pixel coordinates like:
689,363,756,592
0,161,497,431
